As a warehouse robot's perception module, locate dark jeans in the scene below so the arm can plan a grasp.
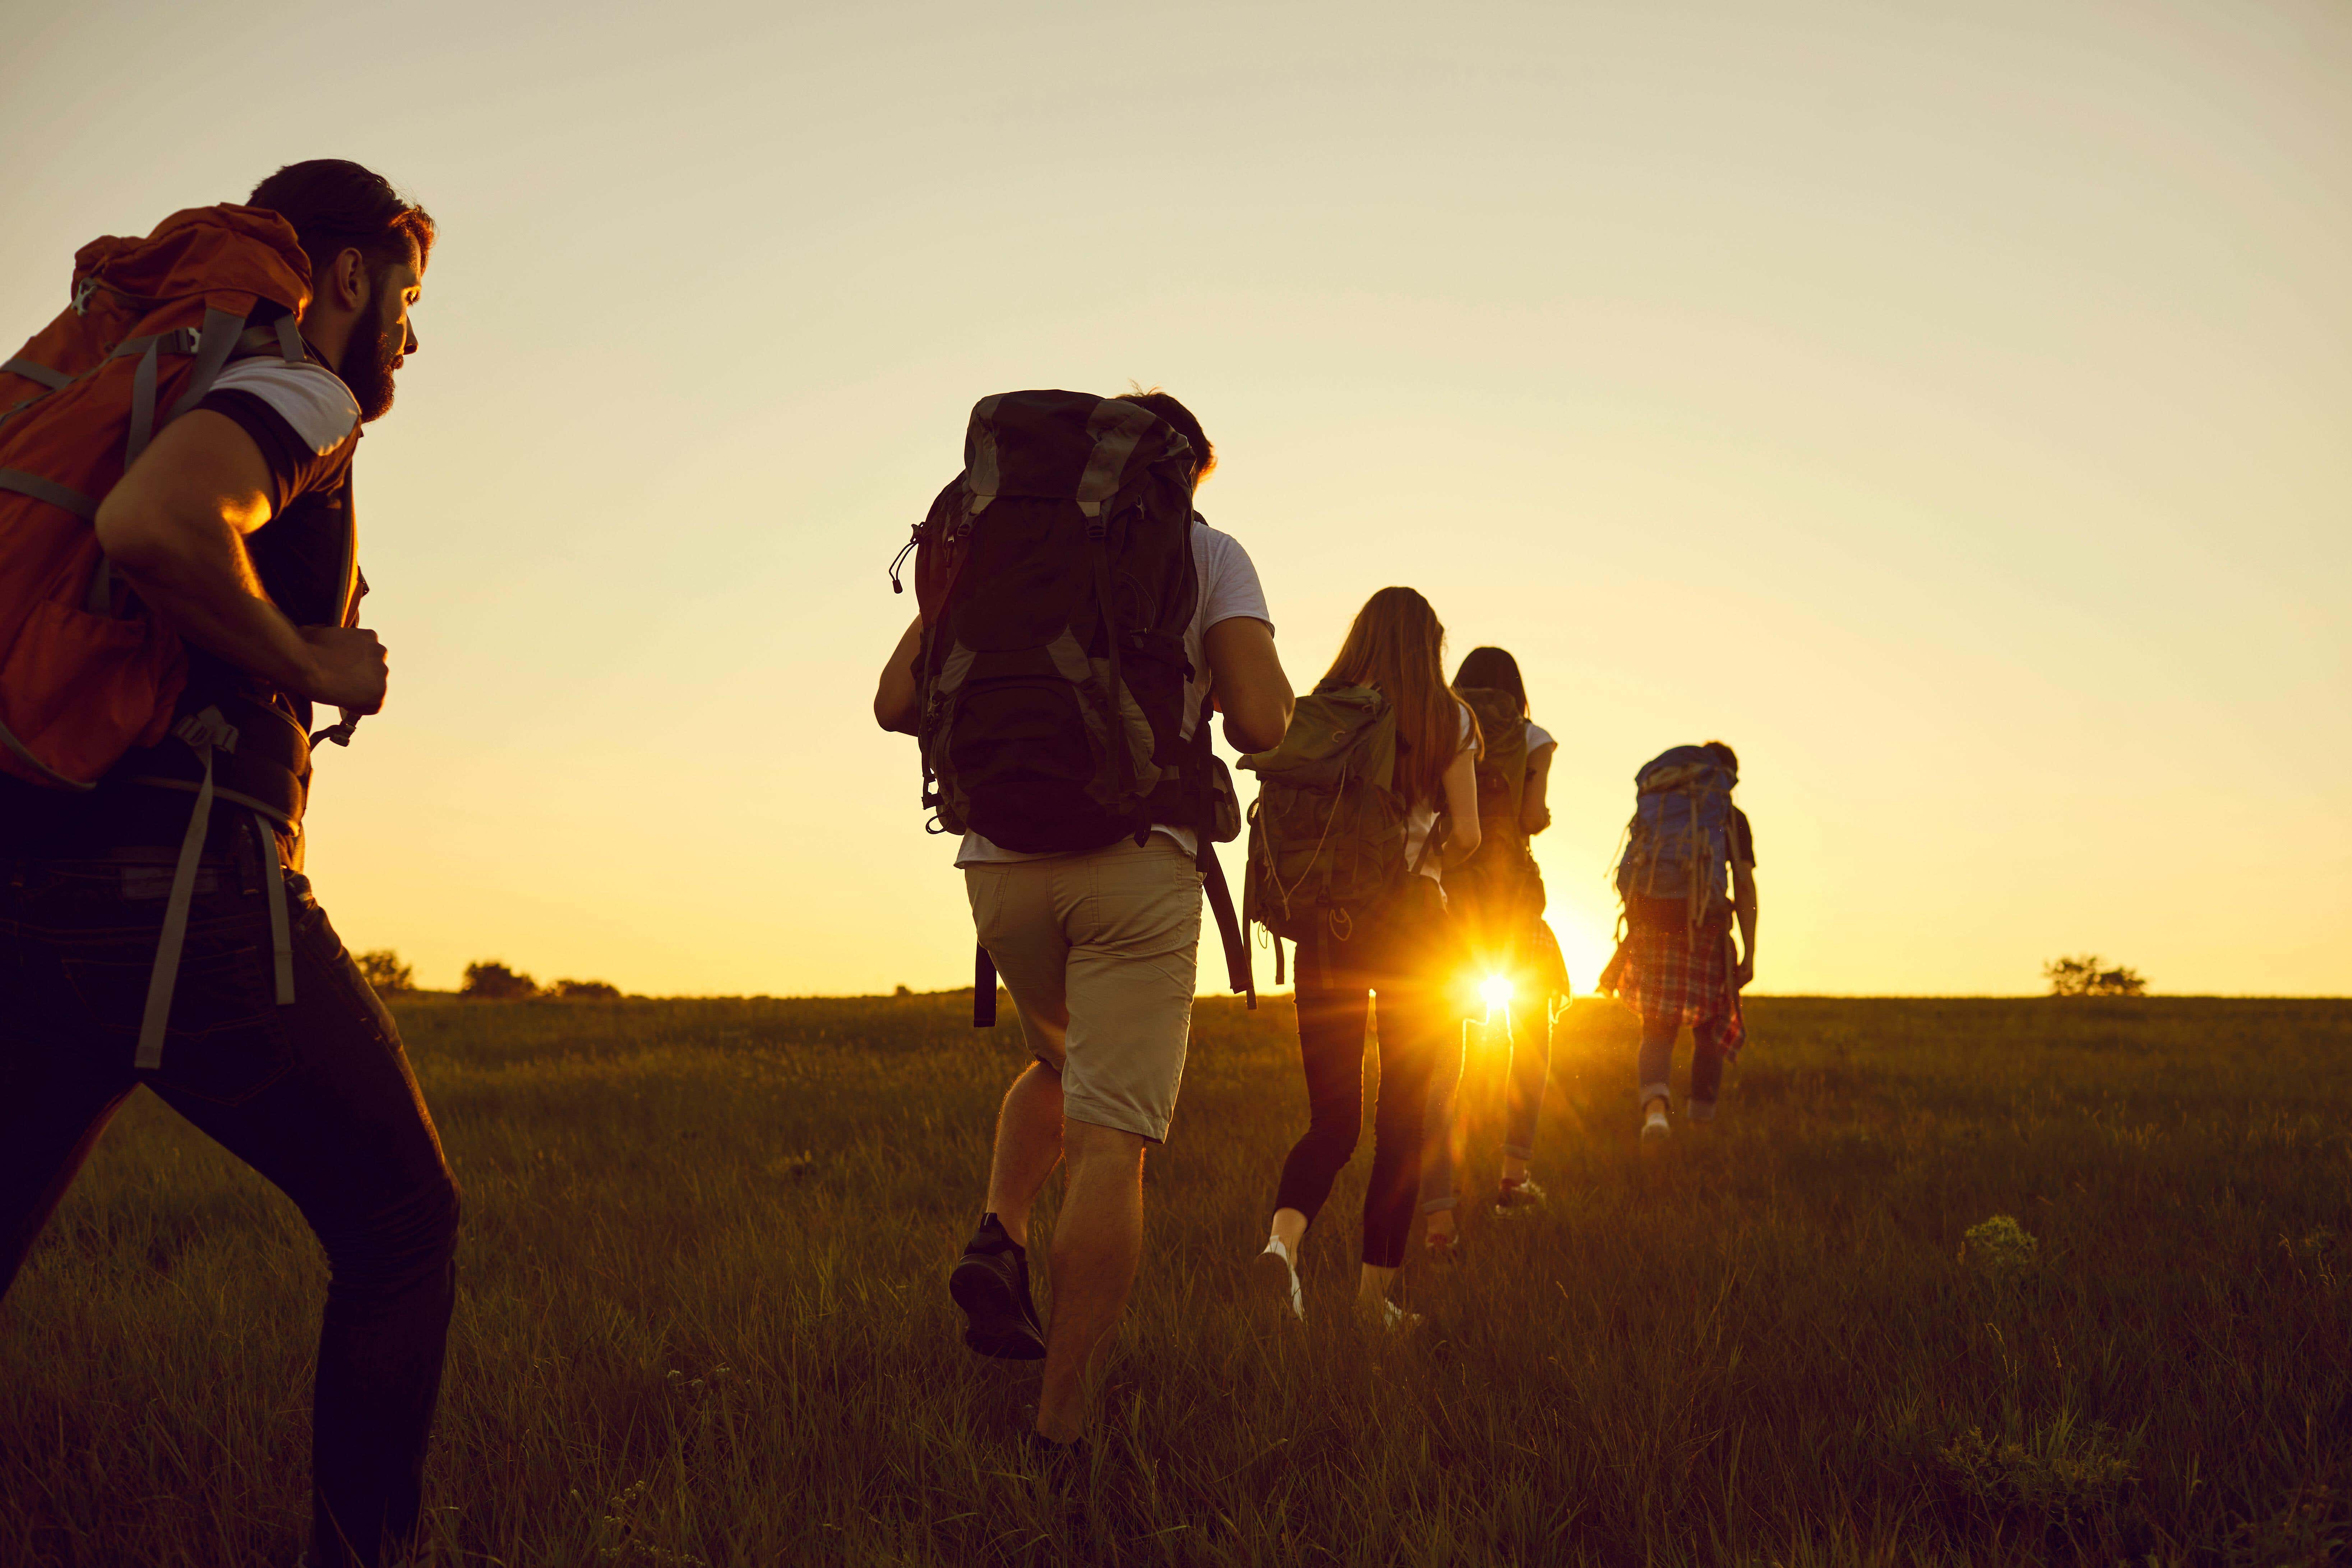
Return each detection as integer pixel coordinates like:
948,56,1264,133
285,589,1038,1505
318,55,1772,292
0,851,461,1568
1273,921,1445,1270
1639,1010,1729,1116
1419,995,1553,1213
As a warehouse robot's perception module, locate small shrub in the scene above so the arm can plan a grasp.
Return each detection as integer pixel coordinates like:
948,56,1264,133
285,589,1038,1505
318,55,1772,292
461,961,539,1000
551,978,622,1002
354,949,414,993
1964,1214,2041,1280
1939,1412,2134,1524
2044,955,2148,996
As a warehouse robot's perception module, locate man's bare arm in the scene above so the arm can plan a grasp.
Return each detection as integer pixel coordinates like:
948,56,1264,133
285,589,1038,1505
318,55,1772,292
93,411,387,712
1732,859,1758,986
1203,617,1291,754
874,613,921,734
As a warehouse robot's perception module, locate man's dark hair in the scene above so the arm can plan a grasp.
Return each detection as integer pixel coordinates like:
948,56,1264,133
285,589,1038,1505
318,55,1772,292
1113,387,1216,482
1452,646,1528,711
1704,740,1739,777
247,159,434,285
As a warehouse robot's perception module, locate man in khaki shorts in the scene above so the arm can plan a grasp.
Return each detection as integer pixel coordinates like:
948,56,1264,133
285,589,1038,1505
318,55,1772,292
875,391,1291,1449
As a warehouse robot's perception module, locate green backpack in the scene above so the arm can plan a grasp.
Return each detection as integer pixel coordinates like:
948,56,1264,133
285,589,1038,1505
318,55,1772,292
1457,686,1528,846
1239,684,1413,980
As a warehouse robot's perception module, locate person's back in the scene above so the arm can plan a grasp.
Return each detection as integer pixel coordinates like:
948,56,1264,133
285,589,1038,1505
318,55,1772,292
1252,586,1481,1325
1417,645,1568,1226
0,159,459,1568
1601,739,1759,1140
873,388,1291,1449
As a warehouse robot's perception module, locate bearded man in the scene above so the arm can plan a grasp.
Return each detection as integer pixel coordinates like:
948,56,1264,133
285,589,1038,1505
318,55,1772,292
0,160,455,1568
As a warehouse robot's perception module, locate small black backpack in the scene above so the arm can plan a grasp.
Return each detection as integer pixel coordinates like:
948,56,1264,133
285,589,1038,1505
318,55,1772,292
895,390,1249,1016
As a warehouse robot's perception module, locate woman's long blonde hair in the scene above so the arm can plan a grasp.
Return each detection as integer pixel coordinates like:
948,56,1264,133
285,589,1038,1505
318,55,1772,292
1321,586,1478,807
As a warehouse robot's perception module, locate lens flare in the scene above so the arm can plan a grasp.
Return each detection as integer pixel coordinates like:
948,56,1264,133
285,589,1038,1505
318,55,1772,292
1479,974,1514,1012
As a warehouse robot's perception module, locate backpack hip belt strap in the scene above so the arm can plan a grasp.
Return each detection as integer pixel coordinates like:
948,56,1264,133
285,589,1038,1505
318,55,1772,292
130,705,299,1070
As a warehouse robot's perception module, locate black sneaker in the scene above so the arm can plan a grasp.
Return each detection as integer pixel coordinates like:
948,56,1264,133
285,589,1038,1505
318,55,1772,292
948,1213,1046,1360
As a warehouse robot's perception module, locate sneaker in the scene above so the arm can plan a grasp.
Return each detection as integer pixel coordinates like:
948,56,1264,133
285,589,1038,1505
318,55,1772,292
1254,1237,1306,1321
1372,1297,1421,1331
1423,1220,1460,1261
1640,1104,1671,1143
1494,1177,1547,1214
948,1214,1046,1360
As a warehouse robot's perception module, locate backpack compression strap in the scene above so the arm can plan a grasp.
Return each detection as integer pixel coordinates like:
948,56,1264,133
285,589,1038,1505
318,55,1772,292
1189,690,1253,1006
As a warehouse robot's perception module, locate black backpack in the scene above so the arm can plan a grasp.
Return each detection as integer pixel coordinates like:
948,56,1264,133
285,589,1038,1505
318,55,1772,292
894,390,1249,1017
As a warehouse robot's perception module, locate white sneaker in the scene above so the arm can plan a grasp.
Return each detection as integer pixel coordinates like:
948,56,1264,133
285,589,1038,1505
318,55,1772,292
1255,1238,1305,1321
1641,1104,1671,1142
1374,1297,1421,1331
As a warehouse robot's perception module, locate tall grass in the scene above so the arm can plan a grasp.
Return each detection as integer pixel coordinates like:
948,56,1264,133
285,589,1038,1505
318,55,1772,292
3,995,2347,1565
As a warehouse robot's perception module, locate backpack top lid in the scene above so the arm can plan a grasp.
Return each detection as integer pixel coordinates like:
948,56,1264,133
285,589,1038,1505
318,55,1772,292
71,205,313,317
1635,744,1734,796
1240,683,1393,784
960,390,1194,507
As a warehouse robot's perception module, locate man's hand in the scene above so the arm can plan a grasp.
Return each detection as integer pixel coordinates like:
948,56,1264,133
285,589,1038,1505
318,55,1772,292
299,626,389,713
1734,953,1755,990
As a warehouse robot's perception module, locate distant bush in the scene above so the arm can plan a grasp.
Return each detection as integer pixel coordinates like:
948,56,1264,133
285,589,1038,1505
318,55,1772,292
354,949,414,994
1963,1214,2039,1281
461,961,540,1000
550,978,622,1002
2043,955,2147,996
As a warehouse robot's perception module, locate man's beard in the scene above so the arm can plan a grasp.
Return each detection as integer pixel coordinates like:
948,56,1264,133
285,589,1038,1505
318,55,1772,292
337,301,402,423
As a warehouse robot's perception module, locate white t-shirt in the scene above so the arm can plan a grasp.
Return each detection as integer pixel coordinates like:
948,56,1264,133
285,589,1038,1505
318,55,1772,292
955,521,1272,867
1525,720,1557,755
1403,700,1477,883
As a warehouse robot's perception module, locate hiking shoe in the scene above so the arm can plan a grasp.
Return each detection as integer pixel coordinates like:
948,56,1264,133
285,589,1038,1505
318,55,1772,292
1423,1223,1460,1262
948,1214,1046,1360
1641,1104,1671,1143
1494,1177,1547,1214
1371,1297,1421,1331
1254,1238,1306,1321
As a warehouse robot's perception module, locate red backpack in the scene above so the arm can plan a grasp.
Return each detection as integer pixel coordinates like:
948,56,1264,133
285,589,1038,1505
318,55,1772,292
0,204,312,788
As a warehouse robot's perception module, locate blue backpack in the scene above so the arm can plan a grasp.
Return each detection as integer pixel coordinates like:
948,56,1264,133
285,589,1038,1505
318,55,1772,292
1613,745,1736,934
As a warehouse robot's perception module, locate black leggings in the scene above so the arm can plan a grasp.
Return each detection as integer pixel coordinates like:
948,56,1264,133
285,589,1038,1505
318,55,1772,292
1273,934,1443,1270
1,855,461,1568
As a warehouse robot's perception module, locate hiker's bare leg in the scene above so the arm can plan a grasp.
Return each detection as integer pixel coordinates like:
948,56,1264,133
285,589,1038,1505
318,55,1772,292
1357,1262,1400,1305
985,1060,1066,1249
1036,1118,1146,1443
1270,1206,1307,1253
1501,1153,1530,1183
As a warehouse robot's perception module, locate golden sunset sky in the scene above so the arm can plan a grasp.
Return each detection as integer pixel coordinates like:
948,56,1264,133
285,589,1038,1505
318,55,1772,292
7,1,2346,995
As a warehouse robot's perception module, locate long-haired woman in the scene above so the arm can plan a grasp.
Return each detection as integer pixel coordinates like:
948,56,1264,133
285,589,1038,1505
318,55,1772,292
1254,587,1481,1325
1417,646,1570,1253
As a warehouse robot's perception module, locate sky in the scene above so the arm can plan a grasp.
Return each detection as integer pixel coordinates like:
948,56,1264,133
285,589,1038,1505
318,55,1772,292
5,0,2347,996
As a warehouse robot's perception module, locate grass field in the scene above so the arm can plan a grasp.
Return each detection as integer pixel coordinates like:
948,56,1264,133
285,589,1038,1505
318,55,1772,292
2,992,2347,1567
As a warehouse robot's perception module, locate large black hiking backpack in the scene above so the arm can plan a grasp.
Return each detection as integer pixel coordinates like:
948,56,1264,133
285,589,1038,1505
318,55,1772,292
895,390,1250,1019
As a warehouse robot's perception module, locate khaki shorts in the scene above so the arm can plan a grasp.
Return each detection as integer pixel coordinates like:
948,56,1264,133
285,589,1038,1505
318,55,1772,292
964,836,1204,1143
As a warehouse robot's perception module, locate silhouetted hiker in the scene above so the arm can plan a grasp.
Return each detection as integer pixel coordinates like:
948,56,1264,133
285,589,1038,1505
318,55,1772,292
1243,587,1480,1326
874,389,1291,1449
1418,645,1571,1246
1598,740,1757,1140
0,161,457,1568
